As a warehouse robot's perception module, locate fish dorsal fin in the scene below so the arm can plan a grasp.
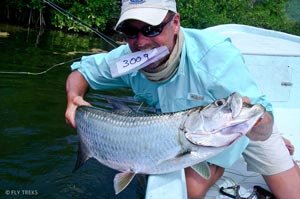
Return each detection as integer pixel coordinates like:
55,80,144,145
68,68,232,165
114,171,136,194
191,161,211,180
107,98,135,115
73,140,91,172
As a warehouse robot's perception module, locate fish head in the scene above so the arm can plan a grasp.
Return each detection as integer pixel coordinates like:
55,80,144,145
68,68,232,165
184,92,266,147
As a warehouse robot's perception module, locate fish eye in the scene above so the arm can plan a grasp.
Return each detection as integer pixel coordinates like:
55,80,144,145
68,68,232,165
214,99,226,106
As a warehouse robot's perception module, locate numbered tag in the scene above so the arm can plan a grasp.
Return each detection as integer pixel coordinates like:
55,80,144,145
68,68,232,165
110,46,169,78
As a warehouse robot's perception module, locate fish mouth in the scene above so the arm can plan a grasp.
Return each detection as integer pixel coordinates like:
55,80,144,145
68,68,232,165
185,104,265,147
215,104,266,135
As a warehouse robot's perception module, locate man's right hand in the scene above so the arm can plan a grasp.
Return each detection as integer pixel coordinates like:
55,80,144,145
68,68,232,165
65,71,90,128
65,96,91,128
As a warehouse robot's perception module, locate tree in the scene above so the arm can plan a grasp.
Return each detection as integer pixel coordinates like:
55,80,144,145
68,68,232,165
49,0,120,33
0,0,299,35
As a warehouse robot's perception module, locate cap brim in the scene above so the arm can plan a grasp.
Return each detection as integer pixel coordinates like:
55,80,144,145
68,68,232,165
115,8,168,30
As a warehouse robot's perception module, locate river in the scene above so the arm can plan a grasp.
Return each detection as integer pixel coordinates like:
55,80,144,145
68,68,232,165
0,23,144,199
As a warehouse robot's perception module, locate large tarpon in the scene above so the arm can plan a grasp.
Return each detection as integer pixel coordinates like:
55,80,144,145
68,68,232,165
73,92,265,194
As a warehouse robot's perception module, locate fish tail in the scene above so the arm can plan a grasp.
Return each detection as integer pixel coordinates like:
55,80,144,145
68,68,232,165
73,140,91,172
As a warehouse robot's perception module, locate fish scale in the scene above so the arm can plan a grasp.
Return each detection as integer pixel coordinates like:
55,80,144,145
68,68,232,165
77,108,184,172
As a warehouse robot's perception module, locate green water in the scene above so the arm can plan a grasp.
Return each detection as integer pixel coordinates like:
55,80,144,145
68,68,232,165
0,24,143,199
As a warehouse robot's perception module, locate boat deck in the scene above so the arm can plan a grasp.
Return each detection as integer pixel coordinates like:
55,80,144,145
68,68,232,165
146,24,300,199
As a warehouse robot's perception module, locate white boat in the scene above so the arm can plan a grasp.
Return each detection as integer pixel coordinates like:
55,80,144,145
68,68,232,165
145,24,300,199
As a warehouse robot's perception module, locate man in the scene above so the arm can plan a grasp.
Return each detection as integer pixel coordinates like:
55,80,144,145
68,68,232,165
65,0,300,198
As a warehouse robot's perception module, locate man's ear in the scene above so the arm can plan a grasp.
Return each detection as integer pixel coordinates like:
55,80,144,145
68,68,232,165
173,13,181,34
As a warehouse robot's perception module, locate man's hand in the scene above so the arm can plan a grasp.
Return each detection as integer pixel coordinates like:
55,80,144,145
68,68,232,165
65,96,91,128
283,137,295,155
242,96,274,141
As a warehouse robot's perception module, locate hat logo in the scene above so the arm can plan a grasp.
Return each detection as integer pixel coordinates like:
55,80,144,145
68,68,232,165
129,0,145,4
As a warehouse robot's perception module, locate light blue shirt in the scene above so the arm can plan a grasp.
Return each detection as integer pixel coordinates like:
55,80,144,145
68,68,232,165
71,27,272,168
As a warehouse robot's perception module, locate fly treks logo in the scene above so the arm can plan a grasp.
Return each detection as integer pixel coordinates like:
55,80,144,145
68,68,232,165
129,0,145,4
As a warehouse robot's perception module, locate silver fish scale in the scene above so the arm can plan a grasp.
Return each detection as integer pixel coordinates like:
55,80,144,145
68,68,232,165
76,106,188,174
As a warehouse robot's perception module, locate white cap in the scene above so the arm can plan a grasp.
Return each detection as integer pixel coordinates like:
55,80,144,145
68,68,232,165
115,0,177,30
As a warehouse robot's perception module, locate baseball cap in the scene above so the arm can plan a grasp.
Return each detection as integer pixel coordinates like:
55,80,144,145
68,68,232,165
115,0,177,30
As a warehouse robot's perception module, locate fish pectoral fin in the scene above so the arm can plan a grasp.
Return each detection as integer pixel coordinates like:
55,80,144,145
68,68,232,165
156,150,192,166
191,161,211,180
114,171,136,194
73,140,91,172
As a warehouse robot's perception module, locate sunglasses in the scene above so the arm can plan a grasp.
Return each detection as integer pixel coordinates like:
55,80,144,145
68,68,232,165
119,14,175,39
219,185,276,199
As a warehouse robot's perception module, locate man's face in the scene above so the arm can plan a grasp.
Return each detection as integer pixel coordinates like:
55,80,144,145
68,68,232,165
123,13,180,54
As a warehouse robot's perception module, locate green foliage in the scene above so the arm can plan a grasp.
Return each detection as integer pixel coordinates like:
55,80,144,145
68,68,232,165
49,0,120,33
177,0,299,35
1,0,299,35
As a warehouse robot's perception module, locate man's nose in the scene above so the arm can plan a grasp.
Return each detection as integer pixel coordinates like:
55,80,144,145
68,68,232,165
135,33,150,49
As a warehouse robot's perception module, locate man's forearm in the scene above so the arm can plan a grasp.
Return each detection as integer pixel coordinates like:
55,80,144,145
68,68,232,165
65,70,90,127
66,70,89,102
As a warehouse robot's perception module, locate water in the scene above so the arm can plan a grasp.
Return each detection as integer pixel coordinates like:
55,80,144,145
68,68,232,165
0,24,144,199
